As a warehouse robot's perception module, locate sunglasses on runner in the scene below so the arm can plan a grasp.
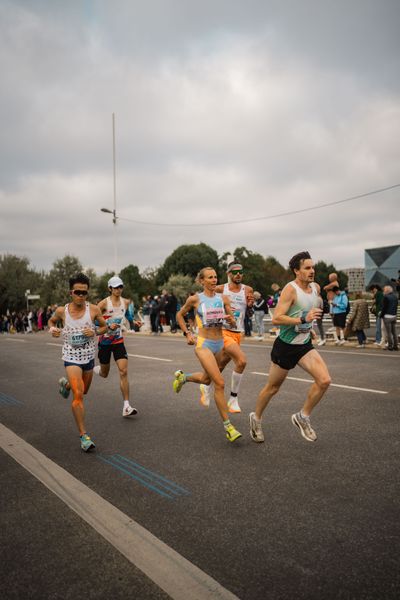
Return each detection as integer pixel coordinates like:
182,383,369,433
111,285,124,289
71,290,88,296
230,270,243,275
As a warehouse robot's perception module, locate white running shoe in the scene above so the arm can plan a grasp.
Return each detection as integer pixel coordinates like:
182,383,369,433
338,340,345,346
317,339,326,346
122,405,138,417
249,412,264,443
228,396,241,413
199,384,211,408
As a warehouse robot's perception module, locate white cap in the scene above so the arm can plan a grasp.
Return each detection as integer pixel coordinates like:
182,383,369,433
108,276,123,288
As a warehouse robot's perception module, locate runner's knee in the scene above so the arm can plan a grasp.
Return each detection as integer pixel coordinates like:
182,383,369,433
316,374,331,389
71,395,84,409
119,365,128,378
214,376,225,390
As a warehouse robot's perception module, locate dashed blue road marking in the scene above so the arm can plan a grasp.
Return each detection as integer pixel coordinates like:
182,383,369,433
98,454,191,500
0,392,23,406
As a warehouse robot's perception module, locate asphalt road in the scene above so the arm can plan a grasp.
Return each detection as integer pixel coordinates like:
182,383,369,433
1,332,399,600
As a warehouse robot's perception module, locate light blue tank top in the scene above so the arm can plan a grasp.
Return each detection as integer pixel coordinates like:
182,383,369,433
196,292,225,328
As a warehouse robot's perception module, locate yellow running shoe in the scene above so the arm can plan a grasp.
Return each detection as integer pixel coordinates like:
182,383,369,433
225,424,242,443
173,370,186,393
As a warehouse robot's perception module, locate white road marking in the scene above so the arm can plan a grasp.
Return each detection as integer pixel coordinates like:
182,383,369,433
251,372,388,394
0,424,239,600
128,353,172,362
46,342,63,347
4,338,26,343
242,343,399,358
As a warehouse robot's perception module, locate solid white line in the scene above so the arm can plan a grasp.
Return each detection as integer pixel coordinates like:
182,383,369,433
251,372,388,394
128,353,172,362
4,338,26,343
46,342,63,347
0,424,239,600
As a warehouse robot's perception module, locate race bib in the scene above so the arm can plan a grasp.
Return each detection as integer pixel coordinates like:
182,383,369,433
202,305,225,327
69,332,87,347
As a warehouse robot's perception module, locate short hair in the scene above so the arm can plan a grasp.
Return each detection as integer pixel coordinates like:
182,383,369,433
288,251,311,274
69,273,90,289
331,285,340,293
196,267,216,284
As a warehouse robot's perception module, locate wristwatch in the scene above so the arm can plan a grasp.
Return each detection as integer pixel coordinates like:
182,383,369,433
300,316,307,324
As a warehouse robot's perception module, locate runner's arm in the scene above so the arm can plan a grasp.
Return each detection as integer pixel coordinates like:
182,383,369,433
222,295,236,327
272,286,322,326
176,296,197,342
48,307,64,336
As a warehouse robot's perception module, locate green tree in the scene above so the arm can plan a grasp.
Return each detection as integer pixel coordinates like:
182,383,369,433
41,255,83,306
119,264,144,306
157,243,220,286
314,261,348,294
162,274,201,302
0,254,44,313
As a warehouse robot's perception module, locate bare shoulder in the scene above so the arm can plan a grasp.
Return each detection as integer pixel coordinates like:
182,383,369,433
97,297,108,310
122,297,130,307
314,282,321,294
245,284,254,293
215,284,224,293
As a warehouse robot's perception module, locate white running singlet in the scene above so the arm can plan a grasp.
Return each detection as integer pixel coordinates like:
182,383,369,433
62,303,96,364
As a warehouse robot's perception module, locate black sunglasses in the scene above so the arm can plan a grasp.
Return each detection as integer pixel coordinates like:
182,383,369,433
230,270,243,275
72,290,88,296
111,285,124,289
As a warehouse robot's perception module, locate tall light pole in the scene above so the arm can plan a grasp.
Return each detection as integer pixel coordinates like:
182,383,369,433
100,113,118,274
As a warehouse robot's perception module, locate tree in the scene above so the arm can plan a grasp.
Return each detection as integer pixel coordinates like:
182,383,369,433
162,274,201,302
157,243,220,286
41,255,83,306
0,254,44,313
314,261,348,294
119,264,145,306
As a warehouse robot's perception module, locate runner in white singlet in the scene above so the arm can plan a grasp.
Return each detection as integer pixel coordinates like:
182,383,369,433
48,273,108,452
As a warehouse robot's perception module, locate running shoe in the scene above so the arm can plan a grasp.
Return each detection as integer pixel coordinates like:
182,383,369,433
173,370,186,393
122,405,138,417
291,412,317,442
93,365,101,375
225,424,242,443
249,412,265,443
80,434,95,452
228,396,241,413
317,339,326,346
58,377,70,399
199,384,211,408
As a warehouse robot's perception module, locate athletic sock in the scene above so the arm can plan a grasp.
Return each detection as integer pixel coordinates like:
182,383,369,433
300,411,310,420
223,419,231,429
231,371,243,396
93,365,101,375
123,400,130,410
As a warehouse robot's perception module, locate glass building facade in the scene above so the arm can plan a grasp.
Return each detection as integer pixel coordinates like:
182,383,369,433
365,244,400,288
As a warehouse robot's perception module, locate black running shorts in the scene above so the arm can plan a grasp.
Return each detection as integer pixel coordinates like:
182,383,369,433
98,342,128,364
332,313,346,328
270,336,313,371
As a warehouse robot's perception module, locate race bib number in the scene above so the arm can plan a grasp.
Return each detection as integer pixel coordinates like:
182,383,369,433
69,332,87,347
202,305,225,327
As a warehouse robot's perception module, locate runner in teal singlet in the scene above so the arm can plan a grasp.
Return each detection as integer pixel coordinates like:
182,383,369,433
249,251,332,444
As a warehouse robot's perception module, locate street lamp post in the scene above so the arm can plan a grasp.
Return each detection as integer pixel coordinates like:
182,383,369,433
100,113,118,274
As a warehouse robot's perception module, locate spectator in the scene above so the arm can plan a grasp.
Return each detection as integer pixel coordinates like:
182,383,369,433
347,292,370,348
141,296,152,332
331,285,349,345
369,285,385,347
253,291,267,340
166,291,178,333
381,285,398,351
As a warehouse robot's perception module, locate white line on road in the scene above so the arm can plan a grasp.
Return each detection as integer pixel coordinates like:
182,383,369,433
128,353,172,362
251,372,388,394
4,338,26,343
0,424,239,600
46,342,63,347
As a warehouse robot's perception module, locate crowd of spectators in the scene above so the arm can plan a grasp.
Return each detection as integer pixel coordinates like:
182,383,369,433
0,306,56,334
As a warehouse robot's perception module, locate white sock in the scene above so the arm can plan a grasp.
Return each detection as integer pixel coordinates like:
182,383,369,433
123,400,130,409
231,371,243,396
93,365,101,375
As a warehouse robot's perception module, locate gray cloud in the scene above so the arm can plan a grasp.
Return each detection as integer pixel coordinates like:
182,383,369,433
1,0,399,276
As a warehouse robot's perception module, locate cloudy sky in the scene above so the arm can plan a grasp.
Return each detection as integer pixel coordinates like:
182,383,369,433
1,0,399,277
